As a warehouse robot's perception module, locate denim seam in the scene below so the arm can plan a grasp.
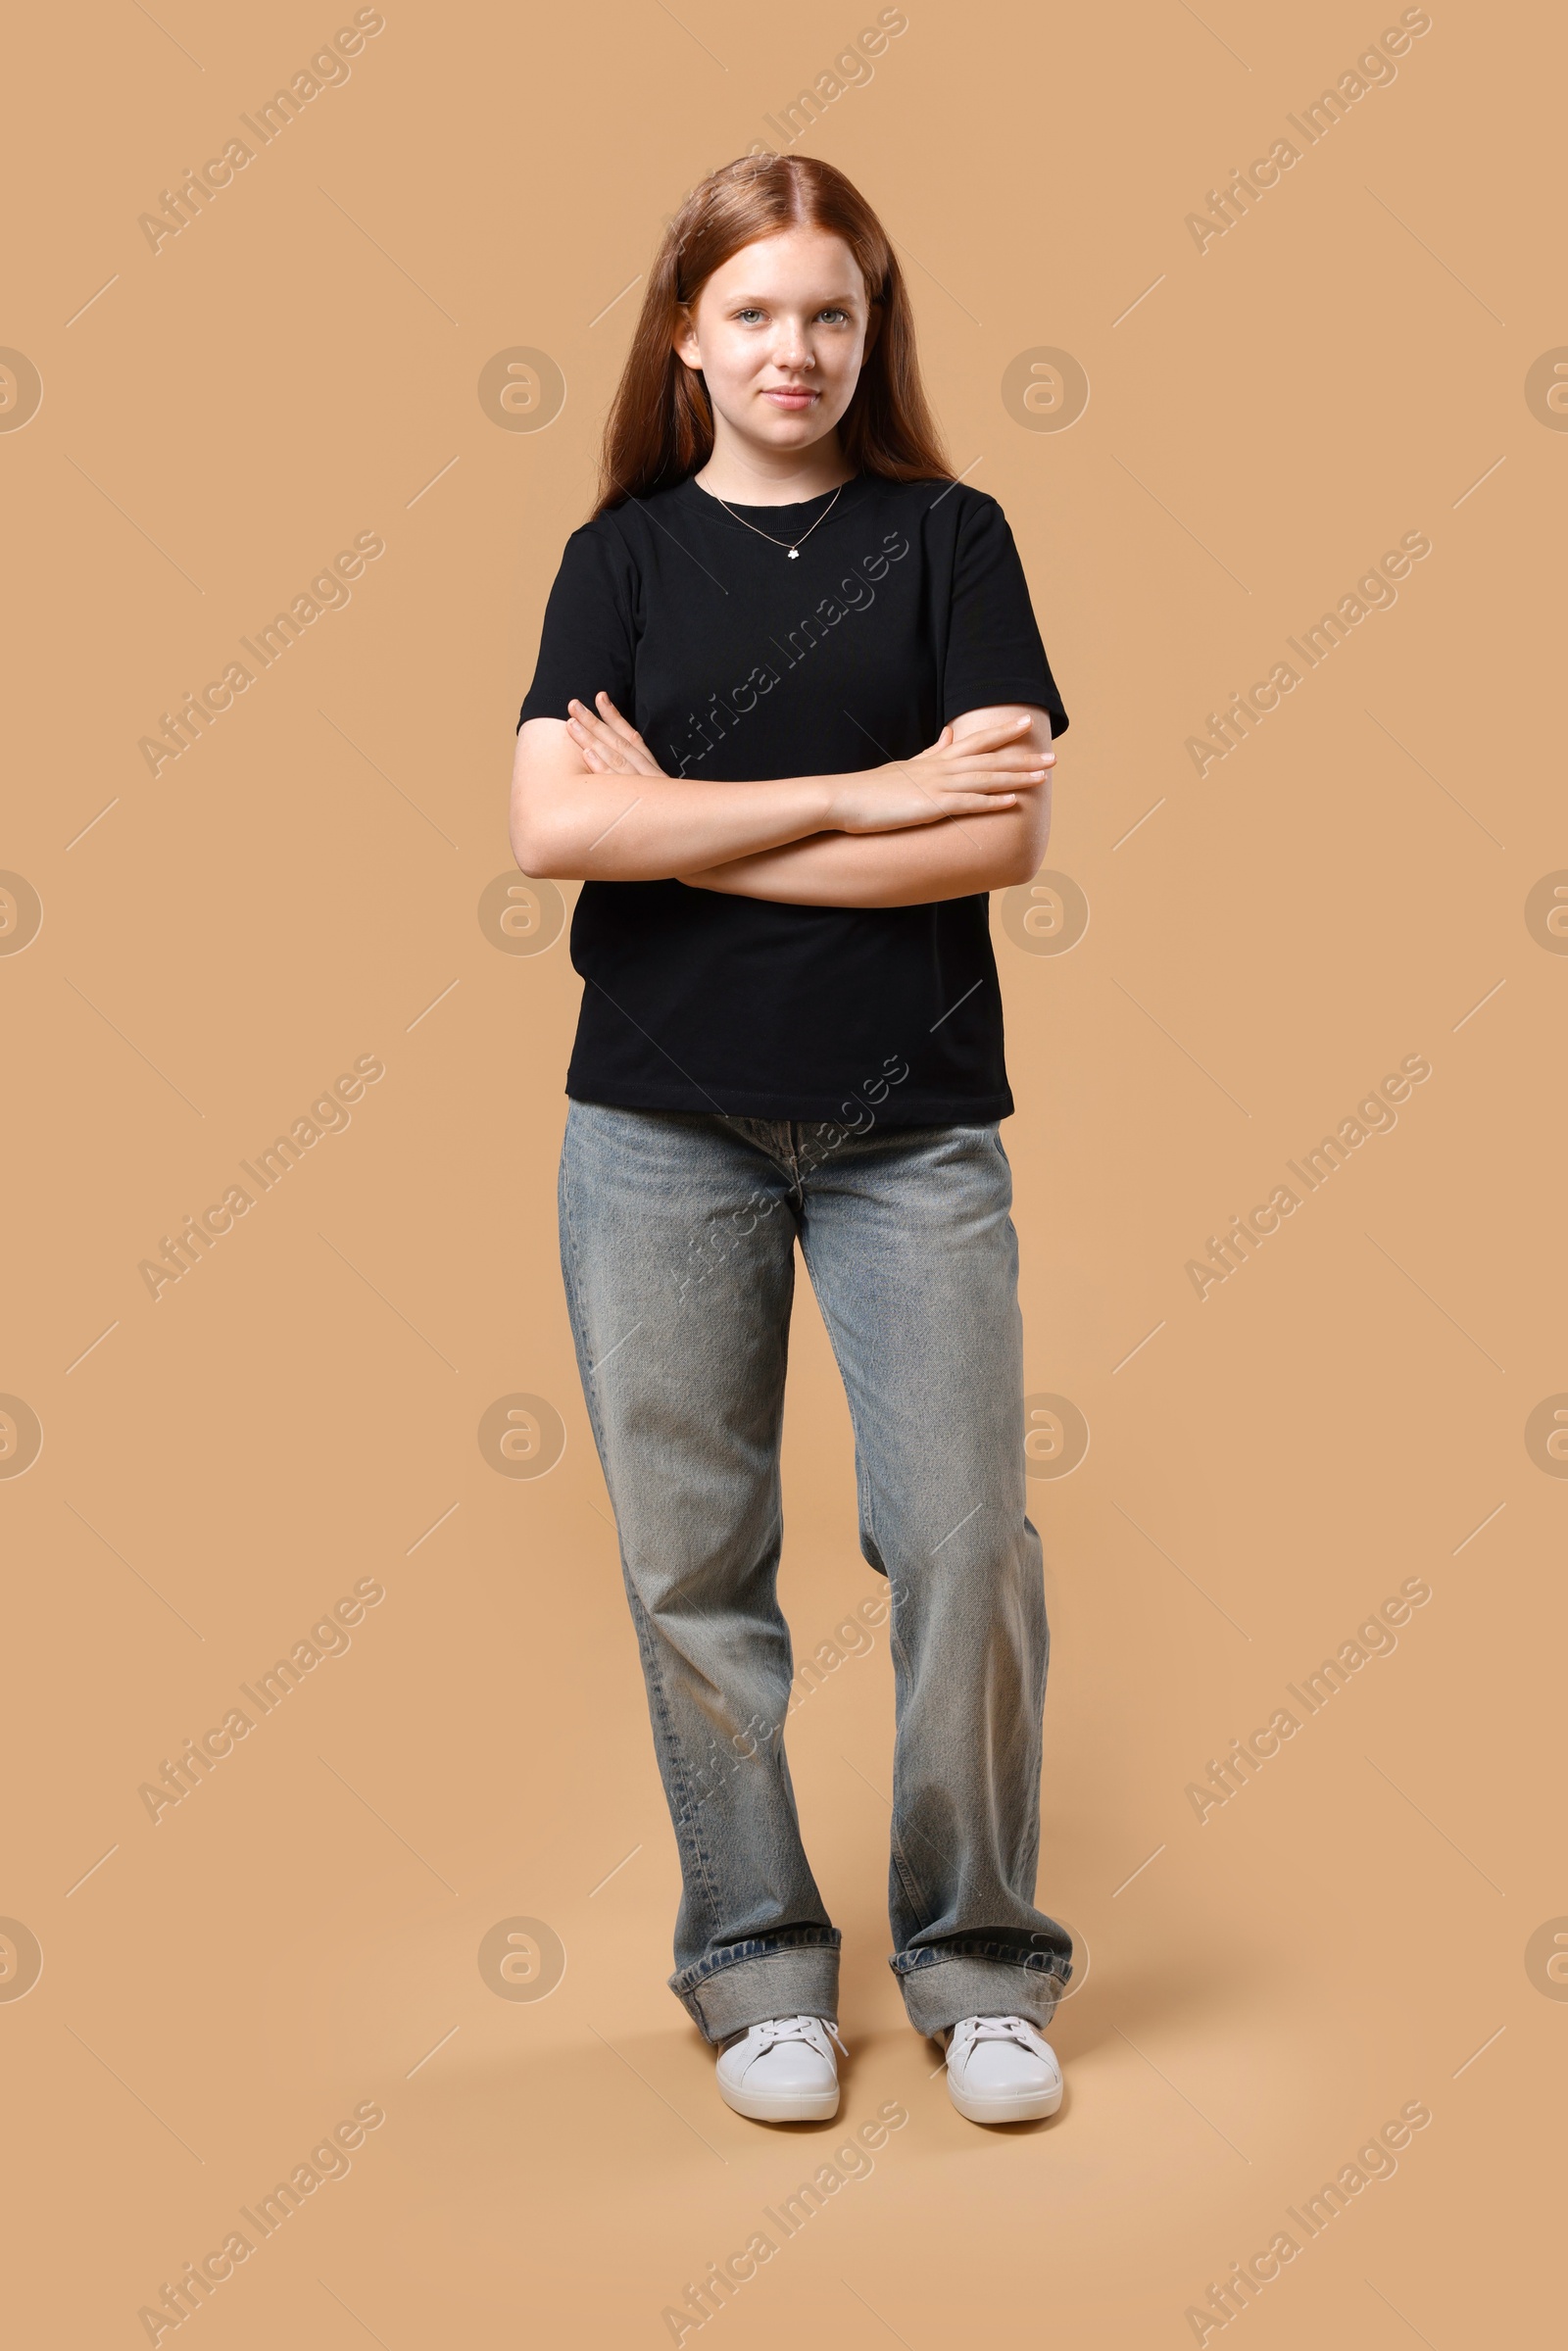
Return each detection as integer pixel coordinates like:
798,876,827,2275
871,1534,934,1935
726,1115,800,1197
559,1117,726,1932
795,1218,934,1937
670,1926,843,1994
889,1945,1070,1980
883,1760,935,1935
635,1587,725,1931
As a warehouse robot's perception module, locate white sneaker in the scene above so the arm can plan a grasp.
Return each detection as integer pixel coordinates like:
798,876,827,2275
715,2014,846,2122
944,2014,1063,2124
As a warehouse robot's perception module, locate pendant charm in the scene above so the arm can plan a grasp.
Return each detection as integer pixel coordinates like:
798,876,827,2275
787,547,799,559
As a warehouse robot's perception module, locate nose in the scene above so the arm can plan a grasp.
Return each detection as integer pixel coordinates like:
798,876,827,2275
771,318,814,369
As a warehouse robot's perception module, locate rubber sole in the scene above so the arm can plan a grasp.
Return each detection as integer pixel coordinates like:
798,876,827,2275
946,2070,1063,2126
717,2076,840,2123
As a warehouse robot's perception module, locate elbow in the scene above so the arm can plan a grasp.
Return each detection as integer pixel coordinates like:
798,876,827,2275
992,824,1050,892
510,805,569,880
514,844,560,882
511,827,550,878
993,847,1041,892
998,796,1052,890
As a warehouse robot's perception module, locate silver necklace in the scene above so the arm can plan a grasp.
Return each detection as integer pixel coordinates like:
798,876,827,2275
708,480,845,558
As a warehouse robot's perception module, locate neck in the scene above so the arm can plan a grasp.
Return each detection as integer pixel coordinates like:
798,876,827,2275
694,428,855,506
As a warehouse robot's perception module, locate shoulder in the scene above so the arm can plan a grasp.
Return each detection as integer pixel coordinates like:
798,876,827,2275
577,478,690,553
558,505,633,561
938,481,1011,535
543,502,652,604
861,475,1012,539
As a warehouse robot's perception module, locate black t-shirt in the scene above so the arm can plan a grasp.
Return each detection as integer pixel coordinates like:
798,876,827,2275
516,471,1069,1126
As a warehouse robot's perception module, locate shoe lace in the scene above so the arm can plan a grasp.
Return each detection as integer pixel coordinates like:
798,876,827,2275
753,2014,847,2059
955,2014,1044,2055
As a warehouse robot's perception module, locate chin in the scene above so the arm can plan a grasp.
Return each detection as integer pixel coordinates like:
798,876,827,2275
753,405,832,439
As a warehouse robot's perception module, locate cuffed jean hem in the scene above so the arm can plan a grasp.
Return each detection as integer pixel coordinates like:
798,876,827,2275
892,1952,1067,2038
671,1935,843,2044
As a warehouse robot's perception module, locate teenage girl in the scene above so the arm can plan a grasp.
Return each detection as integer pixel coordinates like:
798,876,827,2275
511,152,1073,2127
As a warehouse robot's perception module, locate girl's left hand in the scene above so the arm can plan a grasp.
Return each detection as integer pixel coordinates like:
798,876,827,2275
565,694,666,777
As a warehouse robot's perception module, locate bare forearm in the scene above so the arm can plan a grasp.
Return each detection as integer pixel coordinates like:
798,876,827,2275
511,704,1053,886
678,789,1050,906
512,765,849,881
681,703,1055,906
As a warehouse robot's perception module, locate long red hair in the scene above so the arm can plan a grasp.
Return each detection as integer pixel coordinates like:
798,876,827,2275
591,154,952,517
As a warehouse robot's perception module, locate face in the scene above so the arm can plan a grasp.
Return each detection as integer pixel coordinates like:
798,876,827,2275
673,226,881,463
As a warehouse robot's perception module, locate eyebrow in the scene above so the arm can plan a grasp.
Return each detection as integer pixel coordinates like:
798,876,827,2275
721,289,863,306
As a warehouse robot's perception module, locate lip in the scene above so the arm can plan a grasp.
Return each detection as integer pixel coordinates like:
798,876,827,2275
761,387,818,408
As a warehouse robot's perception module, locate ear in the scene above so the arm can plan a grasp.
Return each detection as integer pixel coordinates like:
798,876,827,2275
672,305,702,370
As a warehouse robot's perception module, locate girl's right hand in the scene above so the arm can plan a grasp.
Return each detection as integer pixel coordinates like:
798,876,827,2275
825,716,1053,834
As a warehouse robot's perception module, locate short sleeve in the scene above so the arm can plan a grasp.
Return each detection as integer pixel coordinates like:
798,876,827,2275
942,493,1069,738
516,519,638,730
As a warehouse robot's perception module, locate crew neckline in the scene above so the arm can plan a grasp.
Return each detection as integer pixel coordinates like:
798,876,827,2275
685,473,862,515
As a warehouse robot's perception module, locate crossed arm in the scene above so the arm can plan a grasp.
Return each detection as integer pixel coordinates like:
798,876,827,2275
509,697,1054,909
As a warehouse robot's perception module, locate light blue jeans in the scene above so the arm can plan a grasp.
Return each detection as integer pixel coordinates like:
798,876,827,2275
558,1102,1072,2042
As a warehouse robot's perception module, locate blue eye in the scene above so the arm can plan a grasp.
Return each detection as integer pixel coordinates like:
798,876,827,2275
732,306,852,325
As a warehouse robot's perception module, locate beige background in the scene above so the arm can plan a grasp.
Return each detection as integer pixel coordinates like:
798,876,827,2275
4,0,1562,2341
